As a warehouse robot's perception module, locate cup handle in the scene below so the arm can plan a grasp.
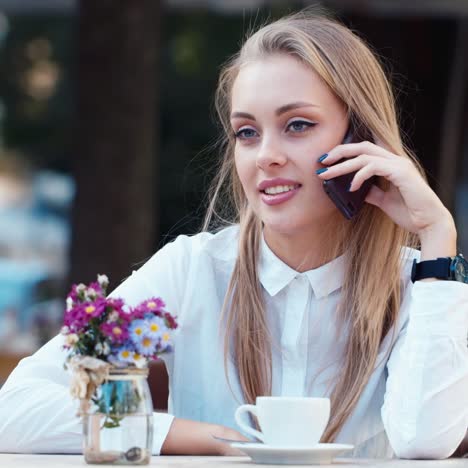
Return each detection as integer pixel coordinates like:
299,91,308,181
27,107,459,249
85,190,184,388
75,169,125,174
234,404,264,442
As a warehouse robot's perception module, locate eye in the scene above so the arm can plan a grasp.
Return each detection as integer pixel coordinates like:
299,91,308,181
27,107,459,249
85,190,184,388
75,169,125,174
234,127,258,140
286,120,316,133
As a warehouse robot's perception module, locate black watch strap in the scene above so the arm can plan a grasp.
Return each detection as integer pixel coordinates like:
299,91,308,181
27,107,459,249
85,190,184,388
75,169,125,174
411,257,452,282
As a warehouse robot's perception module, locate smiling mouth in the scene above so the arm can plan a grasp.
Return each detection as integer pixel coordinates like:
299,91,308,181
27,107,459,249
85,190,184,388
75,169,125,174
260,184,302,195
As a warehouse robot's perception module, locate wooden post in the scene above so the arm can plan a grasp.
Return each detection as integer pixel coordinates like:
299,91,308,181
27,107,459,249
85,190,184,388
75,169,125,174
70,0,161,288
438,18,468,211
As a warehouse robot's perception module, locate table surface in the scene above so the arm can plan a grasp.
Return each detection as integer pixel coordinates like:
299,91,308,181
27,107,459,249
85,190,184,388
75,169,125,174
0,454,467,467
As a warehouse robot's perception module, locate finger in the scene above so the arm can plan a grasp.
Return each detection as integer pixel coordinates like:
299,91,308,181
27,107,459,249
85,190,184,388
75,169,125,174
364,184,386,208
316,154,372,179
321,141,390,165
348,164,379,192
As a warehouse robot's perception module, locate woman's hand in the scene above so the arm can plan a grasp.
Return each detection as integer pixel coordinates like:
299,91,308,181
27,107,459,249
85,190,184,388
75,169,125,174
161,417,249,456
216,426,251,456
316,140,456,239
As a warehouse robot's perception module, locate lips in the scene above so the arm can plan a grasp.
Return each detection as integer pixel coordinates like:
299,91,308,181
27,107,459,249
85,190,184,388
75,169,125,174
262,183,301,195
257,178,302,192
260,185,302,206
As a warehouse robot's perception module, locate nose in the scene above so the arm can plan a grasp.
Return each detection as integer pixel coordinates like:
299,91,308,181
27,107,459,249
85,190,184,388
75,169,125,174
256,136,288,170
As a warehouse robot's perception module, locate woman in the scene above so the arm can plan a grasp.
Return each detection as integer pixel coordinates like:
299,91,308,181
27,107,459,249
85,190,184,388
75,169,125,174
0,10,467,459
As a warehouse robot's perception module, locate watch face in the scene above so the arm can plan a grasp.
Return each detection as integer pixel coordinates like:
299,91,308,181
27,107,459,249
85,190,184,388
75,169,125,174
453,256,468,283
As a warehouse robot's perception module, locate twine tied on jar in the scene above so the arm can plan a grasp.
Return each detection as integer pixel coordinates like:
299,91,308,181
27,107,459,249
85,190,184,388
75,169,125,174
67,355,111,415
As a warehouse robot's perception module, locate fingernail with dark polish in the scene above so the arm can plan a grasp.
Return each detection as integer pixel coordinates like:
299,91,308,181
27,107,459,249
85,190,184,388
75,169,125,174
318,153,328,163
316,168,328,175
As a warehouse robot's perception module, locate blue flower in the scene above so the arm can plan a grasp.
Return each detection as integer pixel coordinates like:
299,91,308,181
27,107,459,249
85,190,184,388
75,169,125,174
145,316,165,339
135,335,157,356
158,331,172,352
131,352,147,368
115,345,135,364
129,319,146,345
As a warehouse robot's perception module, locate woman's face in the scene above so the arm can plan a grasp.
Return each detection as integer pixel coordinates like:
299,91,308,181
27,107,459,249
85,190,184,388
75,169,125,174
231,54,348,236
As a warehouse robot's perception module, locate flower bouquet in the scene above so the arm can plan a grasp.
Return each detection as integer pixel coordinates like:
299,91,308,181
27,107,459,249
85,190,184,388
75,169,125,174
62,275,177,465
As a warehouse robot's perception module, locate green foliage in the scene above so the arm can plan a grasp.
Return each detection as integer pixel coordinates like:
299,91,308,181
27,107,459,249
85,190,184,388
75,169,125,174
0,6,307,241
0,14,75,170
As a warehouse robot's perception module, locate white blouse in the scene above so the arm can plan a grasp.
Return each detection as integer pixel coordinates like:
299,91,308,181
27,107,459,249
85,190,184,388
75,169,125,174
0,225,467,458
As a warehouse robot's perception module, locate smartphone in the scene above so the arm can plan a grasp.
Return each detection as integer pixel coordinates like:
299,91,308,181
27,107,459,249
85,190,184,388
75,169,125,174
322,129,376,220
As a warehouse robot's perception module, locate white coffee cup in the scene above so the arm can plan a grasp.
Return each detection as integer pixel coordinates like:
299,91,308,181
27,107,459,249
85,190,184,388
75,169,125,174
234,396,330,447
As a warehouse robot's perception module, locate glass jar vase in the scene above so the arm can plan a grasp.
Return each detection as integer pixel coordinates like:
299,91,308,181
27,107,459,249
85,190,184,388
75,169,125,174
83,367,153,465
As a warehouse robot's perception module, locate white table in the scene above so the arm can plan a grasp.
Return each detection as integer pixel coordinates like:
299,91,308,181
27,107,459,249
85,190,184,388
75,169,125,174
0,454,467,467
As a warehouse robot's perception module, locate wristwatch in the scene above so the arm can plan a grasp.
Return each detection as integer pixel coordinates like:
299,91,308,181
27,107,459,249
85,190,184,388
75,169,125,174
411,254,468,283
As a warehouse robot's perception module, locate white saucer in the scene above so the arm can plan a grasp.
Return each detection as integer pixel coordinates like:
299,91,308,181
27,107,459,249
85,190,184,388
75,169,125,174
230,442,354,465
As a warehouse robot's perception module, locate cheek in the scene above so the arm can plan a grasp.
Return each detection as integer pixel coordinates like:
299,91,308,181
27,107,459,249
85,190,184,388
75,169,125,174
308,173,335,203
234,152,255,191
296,165,337,213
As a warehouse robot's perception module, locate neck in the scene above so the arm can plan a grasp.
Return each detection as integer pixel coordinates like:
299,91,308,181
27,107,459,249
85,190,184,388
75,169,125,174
263,216,346,272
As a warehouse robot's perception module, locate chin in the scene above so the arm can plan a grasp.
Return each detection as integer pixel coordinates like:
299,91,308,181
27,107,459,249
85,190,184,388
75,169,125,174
261,216,313,237
260,206,338,236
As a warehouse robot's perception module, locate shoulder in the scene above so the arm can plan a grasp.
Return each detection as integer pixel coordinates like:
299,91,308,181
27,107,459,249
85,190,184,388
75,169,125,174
129,225,239,278
111,225,240,310
153,224,240,264
197,224,240,261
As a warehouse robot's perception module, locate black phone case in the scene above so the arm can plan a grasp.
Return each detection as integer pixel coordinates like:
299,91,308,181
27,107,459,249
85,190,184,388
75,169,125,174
322,131,376,220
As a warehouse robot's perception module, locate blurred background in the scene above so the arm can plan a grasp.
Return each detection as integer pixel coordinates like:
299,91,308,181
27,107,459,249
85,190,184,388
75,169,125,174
0,0,467,385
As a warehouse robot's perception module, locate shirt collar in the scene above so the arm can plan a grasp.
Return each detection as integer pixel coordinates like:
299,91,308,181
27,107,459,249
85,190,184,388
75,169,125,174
258,234,347,299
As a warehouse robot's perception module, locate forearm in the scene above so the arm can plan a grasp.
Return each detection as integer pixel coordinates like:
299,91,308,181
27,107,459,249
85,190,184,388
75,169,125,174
410,215,468,459
418,216,457,265
161,417,246,455
382,279,468,459
0,336,85,453
0,380,81,453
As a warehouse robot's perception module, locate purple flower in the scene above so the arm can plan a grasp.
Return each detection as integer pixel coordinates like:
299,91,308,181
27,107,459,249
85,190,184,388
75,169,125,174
163,311,178,330
68,283,86,302
88,281,104,294
113,301,134,323
100,322,129,344
141,297,165,311
82,298,106,318
130,306,146,320
62,275,178,367
64,296,106,332
64,306,90,333
107,297,125,310
132,297,166,320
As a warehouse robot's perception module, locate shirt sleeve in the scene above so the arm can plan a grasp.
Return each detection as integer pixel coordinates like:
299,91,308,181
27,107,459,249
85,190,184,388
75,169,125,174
0,234,193,454
381,279,468,459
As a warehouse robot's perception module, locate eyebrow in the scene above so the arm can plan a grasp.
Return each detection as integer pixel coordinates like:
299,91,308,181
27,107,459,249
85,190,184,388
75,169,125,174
230,101,319,120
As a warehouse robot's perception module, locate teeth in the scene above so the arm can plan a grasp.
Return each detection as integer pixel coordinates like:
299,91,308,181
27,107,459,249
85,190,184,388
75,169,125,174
264,184,299,195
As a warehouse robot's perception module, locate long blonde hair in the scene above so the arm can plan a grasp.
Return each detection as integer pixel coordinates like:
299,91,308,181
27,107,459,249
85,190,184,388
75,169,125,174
202,10,424,442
